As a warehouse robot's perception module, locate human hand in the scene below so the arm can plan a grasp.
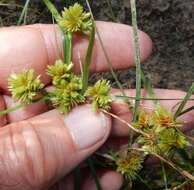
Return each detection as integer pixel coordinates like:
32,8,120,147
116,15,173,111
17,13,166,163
0,21,193,190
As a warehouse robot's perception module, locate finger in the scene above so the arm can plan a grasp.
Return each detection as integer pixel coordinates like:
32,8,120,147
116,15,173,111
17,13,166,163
0,104,111,190
50,170,123,190
111,89,194,136
0,21,152,92
82,170,123,190
3,95,48,123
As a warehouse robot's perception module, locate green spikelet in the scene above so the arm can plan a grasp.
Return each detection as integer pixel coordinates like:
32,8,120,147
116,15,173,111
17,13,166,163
8,69,44,104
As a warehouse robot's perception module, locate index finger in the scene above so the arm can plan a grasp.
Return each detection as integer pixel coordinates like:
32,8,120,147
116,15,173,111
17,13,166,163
0,21,152,93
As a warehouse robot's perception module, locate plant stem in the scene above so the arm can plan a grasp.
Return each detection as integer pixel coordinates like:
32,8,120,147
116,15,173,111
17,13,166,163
87,158,102,190
85,0,126,96
82,23,95,93
131,148,194,182
128,0,142,148
178,106,194,117
172,180,191,190
161,161,168,190
0,97,46,117
17,0,31,25
63,32,72,65
113,95,194,101
174,82,194,119
43,0,61,21
130,0,141,122
0,104,25,116
106,0,118,22
102,110,149,137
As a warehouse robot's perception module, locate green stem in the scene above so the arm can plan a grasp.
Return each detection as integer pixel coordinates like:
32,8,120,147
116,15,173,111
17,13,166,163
172,180,191,190
87,158,102,190
85,0,125,96
0,97,46,117
174,82,194,119
178,106,194,117
82,23,95,93
106,0,118,22
17,0,31,25
0,104,25,116
141,70,157,103
43,0,61,21
63,32,73,65
113,95,194,101
130,0,141,122
161,161,168,190
128,0,141,147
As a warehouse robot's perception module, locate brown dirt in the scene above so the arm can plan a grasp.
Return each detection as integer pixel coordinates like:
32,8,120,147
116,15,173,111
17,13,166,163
91,0,194,90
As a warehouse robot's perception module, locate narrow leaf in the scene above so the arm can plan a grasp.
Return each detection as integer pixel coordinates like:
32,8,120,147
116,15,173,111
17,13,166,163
130,0,142,122
17,0,30,25
43,0,61,22
82,23,95,93
63,32,72,64
178,106,194,117
174,82,194,119
87,158,102,190
85,0,125,95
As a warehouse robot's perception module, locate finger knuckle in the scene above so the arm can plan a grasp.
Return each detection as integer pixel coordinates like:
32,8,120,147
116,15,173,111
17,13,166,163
0,121,46,189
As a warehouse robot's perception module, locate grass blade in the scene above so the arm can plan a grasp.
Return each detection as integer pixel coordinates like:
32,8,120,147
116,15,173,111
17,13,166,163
178,106,194,117
17,0,31,25
43,0,61,21
113,95,194,102
87,158,102,190
63,32,72,64
141,70,157,103
130,0,142,122
161,161,168,190
85,0,125,96
105,0,117,22
174,82,194,119
82,23,95,93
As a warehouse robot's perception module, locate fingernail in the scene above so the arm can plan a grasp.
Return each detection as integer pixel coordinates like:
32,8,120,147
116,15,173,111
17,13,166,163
64,105,110,150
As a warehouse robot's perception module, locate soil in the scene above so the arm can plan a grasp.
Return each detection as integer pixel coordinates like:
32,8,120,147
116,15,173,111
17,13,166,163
0,0,194,90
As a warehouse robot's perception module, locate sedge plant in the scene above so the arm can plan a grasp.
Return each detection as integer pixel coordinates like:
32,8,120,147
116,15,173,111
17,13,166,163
0,1,194,190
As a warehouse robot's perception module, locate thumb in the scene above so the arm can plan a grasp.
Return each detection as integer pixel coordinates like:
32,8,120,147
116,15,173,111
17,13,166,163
0,104,111,190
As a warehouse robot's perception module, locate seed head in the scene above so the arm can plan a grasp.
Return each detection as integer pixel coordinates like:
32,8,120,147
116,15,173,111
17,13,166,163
159,128,190,156
8,69,44,104
51,76,85,113
85,79,112,111
116,151,143,180
47,59,73,86
58,3,92,33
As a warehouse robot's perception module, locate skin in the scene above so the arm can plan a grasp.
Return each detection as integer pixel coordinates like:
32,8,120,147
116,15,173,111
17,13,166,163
0,21,193,190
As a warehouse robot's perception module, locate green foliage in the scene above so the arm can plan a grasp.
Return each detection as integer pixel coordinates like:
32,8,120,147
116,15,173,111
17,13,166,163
58,3,92,33
85,79,112,111
8,69,44,104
